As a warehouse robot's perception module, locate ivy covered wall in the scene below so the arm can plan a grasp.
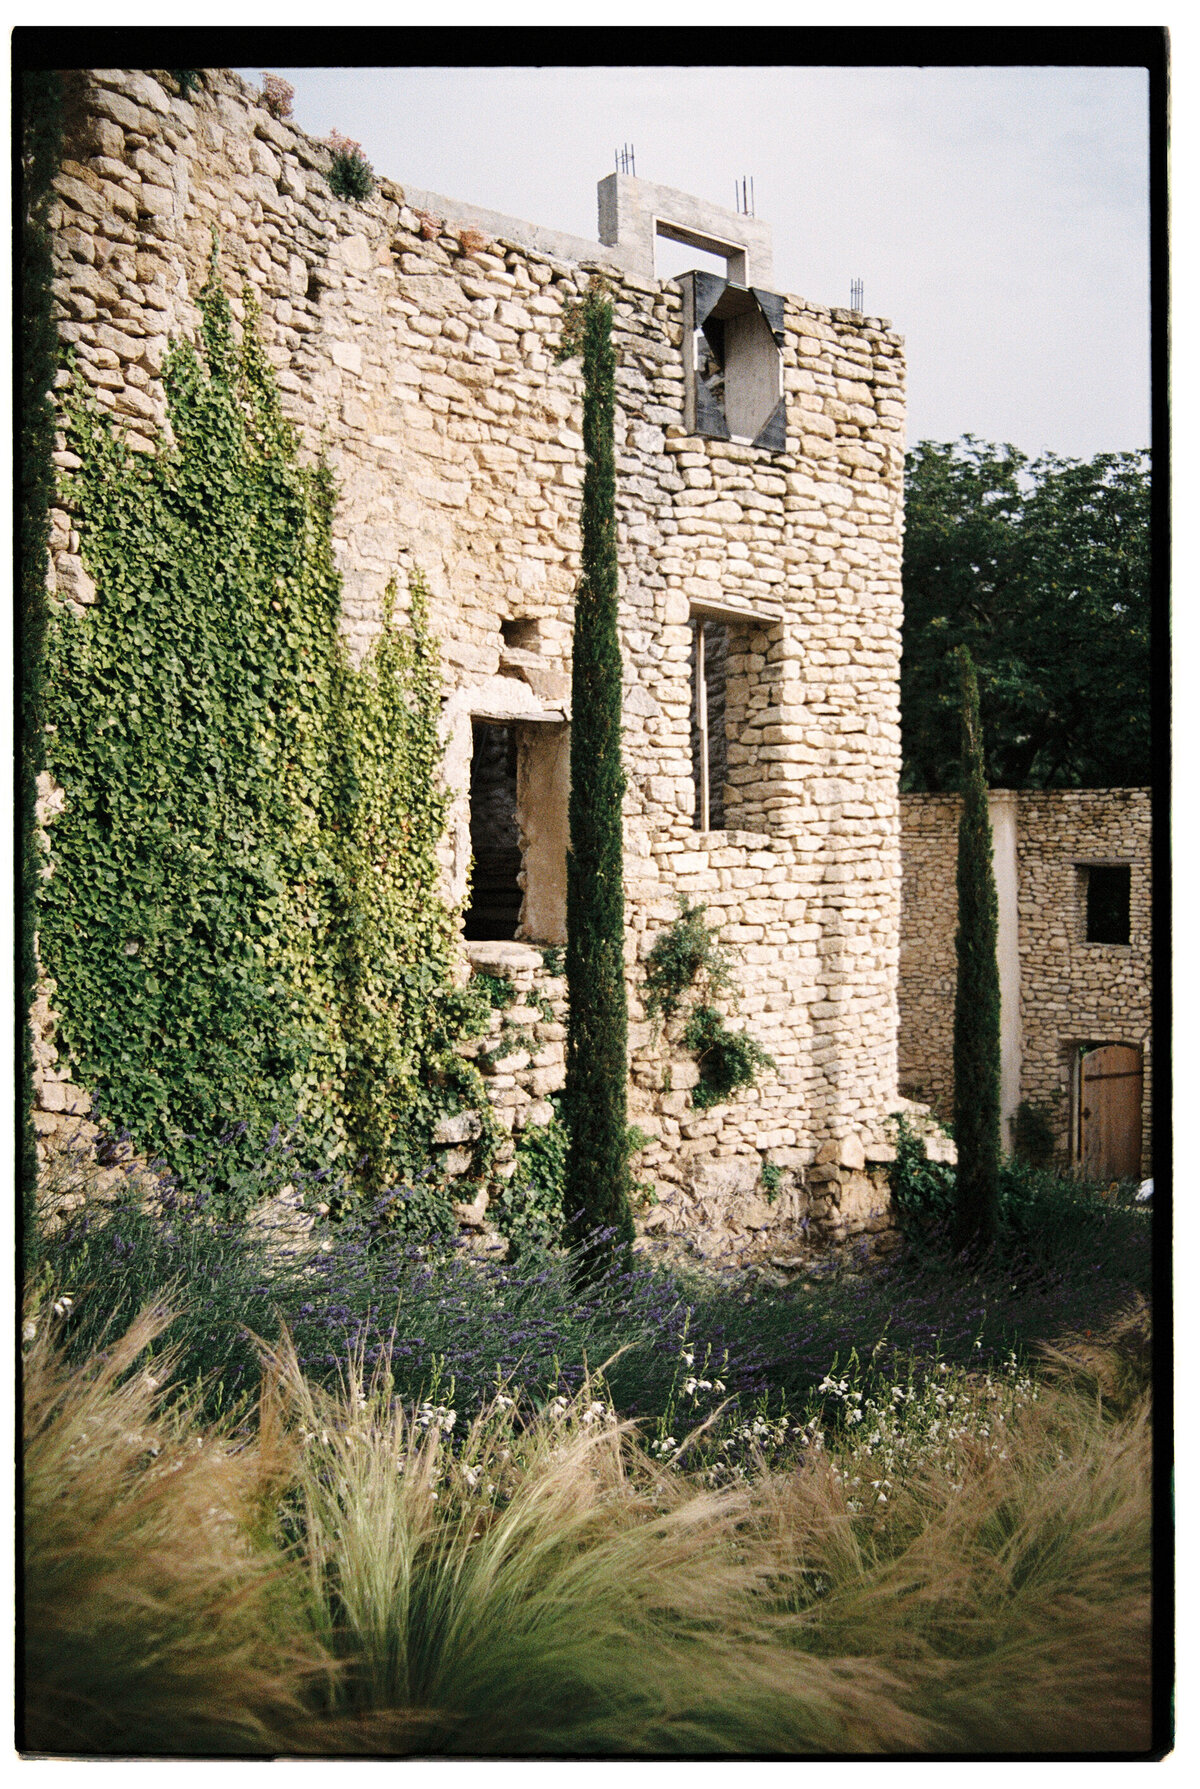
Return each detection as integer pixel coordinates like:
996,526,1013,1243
40,256,490,1219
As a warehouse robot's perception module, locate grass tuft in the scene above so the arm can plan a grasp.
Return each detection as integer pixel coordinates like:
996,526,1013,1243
21,1303,330,1755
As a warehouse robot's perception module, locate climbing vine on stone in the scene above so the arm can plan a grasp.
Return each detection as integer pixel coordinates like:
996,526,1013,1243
643,900,774,1110
40,253,489,1221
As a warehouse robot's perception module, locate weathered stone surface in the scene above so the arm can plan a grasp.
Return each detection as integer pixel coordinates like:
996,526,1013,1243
451,1185,489,1225
433,1110,482,1146
37,64,913,1249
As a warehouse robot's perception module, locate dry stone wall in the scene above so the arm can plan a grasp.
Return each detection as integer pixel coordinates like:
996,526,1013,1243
899,789,1151,1175
1017,789,1152,1175
896,793,959,1118
40,66,909,1249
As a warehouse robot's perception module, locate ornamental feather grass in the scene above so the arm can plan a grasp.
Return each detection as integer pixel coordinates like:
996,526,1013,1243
20,1304,330,1755
22,1299,1154,1757
764,1372,1153,1752
269,1331,922,1755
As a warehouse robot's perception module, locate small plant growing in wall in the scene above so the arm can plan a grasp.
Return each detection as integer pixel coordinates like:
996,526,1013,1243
259,72,294,120
643,896,735,1024
325,131,375,203
170,70,201,99
644,899,774,1110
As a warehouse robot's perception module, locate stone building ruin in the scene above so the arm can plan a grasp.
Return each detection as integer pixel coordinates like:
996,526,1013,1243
36,67,912,1254
899,789,1152,1181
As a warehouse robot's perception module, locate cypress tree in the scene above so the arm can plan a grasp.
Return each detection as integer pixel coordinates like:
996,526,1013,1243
558,283,633,1261
952,645,1001,1251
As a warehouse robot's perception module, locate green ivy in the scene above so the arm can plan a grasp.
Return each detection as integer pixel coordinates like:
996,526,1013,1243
682,1005,775,1110
644,900,773,1110
40,255,489,1222
494,1100,570,1257
472,972,516,1011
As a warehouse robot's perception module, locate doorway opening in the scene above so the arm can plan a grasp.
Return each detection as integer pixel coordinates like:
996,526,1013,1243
464,721,521,940
462,718,569,944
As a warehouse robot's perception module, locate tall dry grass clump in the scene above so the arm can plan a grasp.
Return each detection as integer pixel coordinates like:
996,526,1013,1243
22,1298,1154,1757
21,1303,329,1755
270,1336,921,1755
759,1366,1152,1752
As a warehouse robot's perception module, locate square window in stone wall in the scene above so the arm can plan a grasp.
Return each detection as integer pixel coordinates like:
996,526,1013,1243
1080,863,1132,945
681,271,786,451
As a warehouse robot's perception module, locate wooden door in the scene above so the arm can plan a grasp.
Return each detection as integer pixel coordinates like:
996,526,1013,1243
1080,1044,1143,1180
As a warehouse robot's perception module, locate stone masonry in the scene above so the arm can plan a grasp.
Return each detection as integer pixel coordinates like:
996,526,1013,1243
37,67,910,1250
899,789,1151,1177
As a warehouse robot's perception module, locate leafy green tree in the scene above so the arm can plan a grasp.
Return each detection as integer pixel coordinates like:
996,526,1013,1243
902,437,1150,791
557,283,633,1261
952,647,1001,1253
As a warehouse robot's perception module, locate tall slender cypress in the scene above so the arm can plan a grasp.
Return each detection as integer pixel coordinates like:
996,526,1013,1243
952,645,1001,1251
559,284,633,1260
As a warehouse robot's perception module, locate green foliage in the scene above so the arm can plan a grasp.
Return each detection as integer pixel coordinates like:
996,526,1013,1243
952,647,1001,1252
644,900,772,1110
1013,1099,1057,1169
560,283,632,1259
682,1006,775,1110
473,972,516,1011
494,1103,570,1255
40,259,486,1221
170,70,202,98
901,437,1151,791
326,132,375,202
887,1116,957,1230
539,945,565,976
760,1162,784,1204
643,897,734,1025
19,69,63,1251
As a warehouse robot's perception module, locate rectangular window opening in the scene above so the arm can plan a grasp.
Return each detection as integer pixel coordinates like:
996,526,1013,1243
681,271,785,451
465,721,521,940
691,618,729,831
1083,864,1131,945
463,718,569,945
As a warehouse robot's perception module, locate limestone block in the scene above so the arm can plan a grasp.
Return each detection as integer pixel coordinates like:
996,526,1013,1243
40,1081,90,1114
451,1186,490,1226
433,1110,482,1146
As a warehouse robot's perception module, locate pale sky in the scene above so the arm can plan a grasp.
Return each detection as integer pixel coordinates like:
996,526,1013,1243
236,60,1150,463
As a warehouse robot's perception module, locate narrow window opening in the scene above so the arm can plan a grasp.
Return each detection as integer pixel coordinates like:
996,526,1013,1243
1084,864,1132,945
464,721,521,940
691,618,728,831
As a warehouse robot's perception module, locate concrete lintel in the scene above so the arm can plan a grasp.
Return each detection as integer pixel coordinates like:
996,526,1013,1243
597,173,774,286
689,597,785,624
